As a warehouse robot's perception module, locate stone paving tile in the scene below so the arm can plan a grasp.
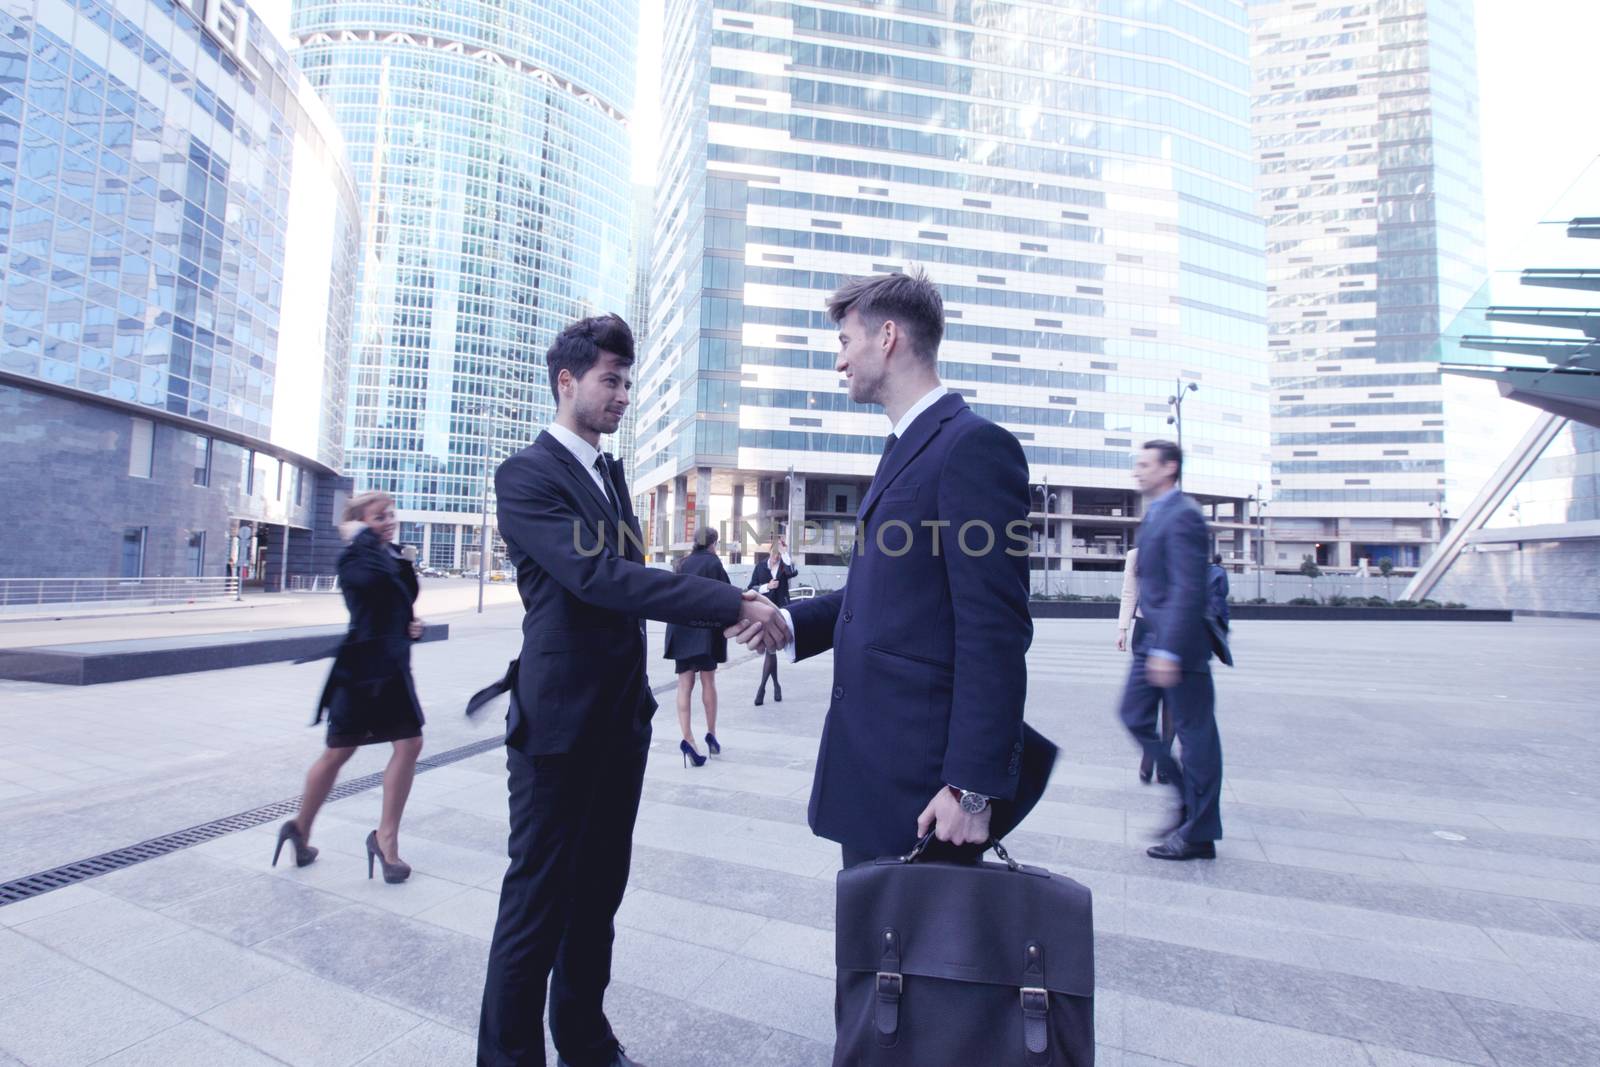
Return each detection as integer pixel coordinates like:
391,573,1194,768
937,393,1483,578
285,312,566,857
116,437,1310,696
92,1020,286,1066
1447,993,1600,1067
92,850,261,911
12,894,189,966
1117,992,1375,1067
89,928,290,1016
688,955,836,1045
199,971,425,1067
0,927,89,1002
161,874,352,947
353,1021,476,1066
0,968,184,1067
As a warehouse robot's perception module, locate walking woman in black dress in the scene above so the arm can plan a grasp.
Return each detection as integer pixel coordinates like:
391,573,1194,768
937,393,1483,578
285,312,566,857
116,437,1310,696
746,534,797,705
273,491,425,883
664,526,730,767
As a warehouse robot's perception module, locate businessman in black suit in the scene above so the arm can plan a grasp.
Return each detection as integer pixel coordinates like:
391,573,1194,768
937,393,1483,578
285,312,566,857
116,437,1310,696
729,271,1056,866
1208,553,1231,630
1121,440,1224,861
477,314,788,1067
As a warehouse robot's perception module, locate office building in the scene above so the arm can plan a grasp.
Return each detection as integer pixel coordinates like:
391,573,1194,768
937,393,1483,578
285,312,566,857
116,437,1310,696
637,0,1271,576
1250,0,1486,572
0,0,360,587
289,0,638,571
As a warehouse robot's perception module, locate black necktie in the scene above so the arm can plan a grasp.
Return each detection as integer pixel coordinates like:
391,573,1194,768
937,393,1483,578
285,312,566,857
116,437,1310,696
593,454,619,516
873,432,898,483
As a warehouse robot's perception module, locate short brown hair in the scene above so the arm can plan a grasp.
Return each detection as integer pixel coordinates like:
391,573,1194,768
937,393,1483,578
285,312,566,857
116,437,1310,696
1142,439,1183,479
826,269,944,362
546,313,635,405
342,490,394,524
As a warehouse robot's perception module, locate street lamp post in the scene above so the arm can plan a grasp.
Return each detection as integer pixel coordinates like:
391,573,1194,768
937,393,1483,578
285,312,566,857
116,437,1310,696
1165,379,1199,486
476,403,495,614
1253,484,1267,601
1033,483,1059,597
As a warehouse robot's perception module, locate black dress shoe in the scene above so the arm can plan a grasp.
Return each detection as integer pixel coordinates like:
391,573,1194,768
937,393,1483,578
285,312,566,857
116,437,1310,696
1146,834,1216,861
556,1047,643,1067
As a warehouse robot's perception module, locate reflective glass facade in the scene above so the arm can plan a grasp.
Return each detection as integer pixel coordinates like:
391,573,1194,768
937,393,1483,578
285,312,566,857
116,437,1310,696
290,0,637,570
639,0,1269,569
0,0,360,581
1251,0,1486,570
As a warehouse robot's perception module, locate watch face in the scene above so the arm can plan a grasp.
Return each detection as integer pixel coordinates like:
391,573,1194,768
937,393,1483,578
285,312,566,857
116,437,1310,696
960,792,987,814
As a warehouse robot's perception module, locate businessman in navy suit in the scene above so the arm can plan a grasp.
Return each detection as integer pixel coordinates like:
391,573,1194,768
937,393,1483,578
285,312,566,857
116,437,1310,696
1121,440,1223,861
477,314,788,1067
730,271,1056,865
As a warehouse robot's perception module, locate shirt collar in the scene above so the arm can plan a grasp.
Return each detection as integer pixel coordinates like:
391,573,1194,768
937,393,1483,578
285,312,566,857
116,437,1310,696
1146,485,1180,512
891,384,949,439
548,421,602,473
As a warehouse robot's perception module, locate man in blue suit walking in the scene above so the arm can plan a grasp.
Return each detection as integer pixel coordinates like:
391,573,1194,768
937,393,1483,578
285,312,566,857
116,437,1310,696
729,271,1055,865
1121,440,1223,860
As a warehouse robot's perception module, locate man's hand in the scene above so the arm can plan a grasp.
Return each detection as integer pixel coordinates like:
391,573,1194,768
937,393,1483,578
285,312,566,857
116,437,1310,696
408,618,425,640
916,787,992,846
765,579,779,592
725,590,789,652
1116,627,1128,652
1146,656,1180,688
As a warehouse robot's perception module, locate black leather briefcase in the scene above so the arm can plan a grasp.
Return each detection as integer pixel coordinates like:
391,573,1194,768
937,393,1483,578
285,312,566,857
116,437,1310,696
834,838,1094,1066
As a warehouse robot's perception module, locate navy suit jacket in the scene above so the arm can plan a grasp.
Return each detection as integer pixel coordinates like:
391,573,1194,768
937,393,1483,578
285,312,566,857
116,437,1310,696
1134,490,1213,672
787,393,1053,856
493,431,743,754
1207,564,1231,628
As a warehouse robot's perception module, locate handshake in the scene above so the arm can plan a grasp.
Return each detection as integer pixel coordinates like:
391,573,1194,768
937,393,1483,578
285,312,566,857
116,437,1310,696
724,590,790,654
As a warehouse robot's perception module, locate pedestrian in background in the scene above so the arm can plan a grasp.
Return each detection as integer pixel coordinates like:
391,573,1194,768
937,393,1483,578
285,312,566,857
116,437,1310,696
665,526,731,765
1118,545,1172,785
1209,552,1232,630
1120,440,1224,861
746,533,797,705
275,490,424,883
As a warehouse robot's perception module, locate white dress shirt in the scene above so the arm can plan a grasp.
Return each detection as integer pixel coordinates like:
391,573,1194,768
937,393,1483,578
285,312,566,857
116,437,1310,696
547,421,610,498
775,384,949,658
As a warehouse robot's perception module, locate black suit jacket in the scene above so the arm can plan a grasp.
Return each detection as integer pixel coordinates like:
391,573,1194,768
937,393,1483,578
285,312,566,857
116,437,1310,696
493,431,743,754
787,393,1055,856
1133,491,1213,672
746,556,798,608
663,549,731,662
313,527,417,722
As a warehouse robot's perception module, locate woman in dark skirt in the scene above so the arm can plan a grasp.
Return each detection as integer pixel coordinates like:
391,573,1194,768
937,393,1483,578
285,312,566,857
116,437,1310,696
663,526,730,767
746,533,797,705
272,490,425,883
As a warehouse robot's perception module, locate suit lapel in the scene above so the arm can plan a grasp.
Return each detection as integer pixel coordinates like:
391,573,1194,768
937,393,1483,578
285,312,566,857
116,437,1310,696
536,431,617,530
858,393,965,522
606,455,646,563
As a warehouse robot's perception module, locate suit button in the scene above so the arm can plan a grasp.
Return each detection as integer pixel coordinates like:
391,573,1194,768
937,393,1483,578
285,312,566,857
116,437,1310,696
843,609,853,623
832,686,844,700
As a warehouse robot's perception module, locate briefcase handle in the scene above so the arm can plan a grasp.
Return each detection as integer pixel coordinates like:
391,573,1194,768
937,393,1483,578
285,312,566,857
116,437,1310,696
900,832,1021,872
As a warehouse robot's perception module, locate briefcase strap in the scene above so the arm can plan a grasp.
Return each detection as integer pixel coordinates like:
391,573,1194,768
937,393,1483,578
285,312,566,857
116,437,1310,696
1022,941,1050,1064
875,927,902,1046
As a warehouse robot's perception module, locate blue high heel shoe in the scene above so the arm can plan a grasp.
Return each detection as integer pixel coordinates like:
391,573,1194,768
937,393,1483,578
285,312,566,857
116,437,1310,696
680,739,706,767
705,732,721,756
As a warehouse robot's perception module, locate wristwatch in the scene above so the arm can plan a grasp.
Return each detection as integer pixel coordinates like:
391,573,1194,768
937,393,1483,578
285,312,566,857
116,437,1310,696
953,787,991,815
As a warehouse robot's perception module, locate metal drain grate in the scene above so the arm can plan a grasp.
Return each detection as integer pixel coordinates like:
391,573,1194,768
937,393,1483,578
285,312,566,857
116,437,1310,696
0,740,499,907
0,653,764,908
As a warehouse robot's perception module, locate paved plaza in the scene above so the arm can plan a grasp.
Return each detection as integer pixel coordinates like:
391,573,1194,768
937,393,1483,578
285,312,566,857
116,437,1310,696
1,602,1598,1066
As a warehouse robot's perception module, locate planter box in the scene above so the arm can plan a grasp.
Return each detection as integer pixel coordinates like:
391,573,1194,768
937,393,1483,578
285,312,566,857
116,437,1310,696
1027,602,1512,622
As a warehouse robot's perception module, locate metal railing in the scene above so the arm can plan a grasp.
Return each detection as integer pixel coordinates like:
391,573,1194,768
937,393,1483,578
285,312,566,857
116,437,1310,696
285,575,341,593
0,576,241,611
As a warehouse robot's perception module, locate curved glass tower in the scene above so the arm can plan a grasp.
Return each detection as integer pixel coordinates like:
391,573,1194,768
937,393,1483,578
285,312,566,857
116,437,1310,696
290,0,637,568
638,0,1269,577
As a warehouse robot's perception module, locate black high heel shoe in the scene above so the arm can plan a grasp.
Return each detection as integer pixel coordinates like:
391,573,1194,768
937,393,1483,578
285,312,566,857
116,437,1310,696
773,681,782,703
705,732,721,756
754,689,764,706
272,819,318,868
365,830,411,883
680,739,706,767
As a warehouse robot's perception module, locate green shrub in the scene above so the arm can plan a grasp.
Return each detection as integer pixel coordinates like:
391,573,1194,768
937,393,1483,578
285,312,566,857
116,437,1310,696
1287,596,1319,606
1444,601,1467,609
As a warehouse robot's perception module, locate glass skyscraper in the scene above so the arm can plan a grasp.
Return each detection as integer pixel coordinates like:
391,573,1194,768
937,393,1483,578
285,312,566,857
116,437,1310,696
637,0,1270,576
289,0,637,570
1250,0,1486,572
0,0,360,585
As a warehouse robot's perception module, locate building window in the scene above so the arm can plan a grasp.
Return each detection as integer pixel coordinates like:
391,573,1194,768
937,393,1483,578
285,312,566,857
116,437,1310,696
120,527,147,578
187,531,206,576
193,435,212,487
429,524,457,569
398,522,424,556
129,419,153,478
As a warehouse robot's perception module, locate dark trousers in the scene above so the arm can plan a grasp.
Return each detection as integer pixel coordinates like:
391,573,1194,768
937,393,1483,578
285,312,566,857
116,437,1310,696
478,733,650,1067
1119,637,1223,844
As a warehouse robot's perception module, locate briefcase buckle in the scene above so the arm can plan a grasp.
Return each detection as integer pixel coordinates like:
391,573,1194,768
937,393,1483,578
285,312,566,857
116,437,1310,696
876,972,903,996
1020,986,1049,1013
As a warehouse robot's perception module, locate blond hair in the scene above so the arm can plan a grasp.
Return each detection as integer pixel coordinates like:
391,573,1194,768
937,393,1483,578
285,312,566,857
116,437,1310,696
342,490,394,524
